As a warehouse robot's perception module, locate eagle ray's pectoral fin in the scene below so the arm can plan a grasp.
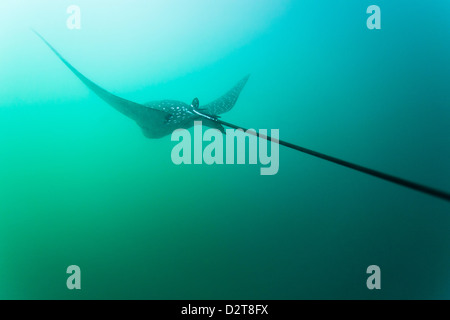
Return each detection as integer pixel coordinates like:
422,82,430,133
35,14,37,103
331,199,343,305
33,30,170,130
202,74,250,116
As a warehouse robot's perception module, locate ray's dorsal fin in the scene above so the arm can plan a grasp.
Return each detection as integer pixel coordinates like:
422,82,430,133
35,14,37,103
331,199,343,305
32,30,169,127
191,97,199,109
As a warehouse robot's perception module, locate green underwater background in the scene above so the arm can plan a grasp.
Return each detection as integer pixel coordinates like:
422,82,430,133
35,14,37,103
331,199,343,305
0,0,449,299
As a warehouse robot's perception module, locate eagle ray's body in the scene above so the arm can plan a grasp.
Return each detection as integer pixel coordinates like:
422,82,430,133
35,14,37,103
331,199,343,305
34,31,249,138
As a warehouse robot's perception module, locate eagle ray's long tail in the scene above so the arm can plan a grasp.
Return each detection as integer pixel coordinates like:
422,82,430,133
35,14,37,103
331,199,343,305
215,119,450,203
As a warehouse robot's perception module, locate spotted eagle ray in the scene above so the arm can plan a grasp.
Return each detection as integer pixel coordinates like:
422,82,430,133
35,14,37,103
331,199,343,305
34,31,450,202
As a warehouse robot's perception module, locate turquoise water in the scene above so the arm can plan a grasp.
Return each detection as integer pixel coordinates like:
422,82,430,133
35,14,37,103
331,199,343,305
0,0,449,299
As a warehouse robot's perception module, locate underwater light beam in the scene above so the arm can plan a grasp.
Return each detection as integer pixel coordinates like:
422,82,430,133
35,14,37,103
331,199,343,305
33,30,450,203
